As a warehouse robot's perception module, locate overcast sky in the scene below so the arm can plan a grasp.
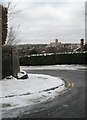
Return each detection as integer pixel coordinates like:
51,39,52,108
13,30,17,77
0,0,86,44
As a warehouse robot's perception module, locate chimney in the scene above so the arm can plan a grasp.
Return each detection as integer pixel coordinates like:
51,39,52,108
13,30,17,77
55,39,58,44
80,39,84,52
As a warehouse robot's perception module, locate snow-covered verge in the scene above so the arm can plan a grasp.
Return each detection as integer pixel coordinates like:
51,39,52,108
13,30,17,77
0,73,65,111
21,65,86,71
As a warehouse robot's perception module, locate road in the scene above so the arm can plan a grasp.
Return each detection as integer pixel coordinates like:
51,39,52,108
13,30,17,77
18,68,86,118
2,68,86,119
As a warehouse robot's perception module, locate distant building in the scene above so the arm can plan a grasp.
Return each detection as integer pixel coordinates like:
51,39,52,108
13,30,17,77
49,39,62,47
73,39,87,52
80,39,84,52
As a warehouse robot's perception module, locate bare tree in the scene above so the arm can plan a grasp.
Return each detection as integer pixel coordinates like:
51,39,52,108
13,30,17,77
6,1,21,45
3,1,29,45
6,25,20,45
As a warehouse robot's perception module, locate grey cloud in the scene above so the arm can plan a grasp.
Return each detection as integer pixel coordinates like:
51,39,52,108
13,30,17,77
8,2,85,44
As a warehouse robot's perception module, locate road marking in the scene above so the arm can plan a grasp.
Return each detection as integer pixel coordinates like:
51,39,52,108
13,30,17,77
68,82,71,87
72,82,74,87
66,79,75,89
58,79,75,96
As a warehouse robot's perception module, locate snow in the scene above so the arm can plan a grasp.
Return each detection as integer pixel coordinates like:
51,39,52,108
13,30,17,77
1,64,86,114
21,65,86,71
17,70,27,78
0,73,65,110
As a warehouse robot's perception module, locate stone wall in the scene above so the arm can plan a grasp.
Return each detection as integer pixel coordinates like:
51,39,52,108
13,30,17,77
2,46,20,79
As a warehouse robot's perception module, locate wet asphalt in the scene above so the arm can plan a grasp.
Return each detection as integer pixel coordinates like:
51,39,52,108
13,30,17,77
2,68,86,119
18,69,86,118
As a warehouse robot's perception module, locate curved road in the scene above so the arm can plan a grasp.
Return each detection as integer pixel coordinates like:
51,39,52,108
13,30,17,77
2,68,86,119
18,68,86,118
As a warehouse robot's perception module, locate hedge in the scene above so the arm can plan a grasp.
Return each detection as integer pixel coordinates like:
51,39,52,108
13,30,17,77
19,53,87,66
